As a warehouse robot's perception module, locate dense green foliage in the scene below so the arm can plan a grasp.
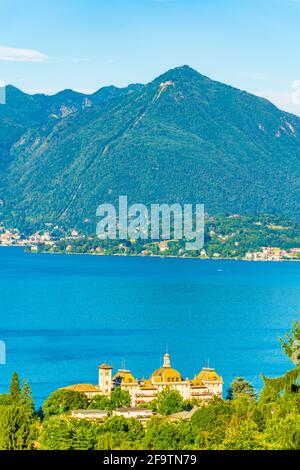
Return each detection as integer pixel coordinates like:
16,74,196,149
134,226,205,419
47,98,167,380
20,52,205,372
0,374,36,450
227,377,257,400
149,388,186,416
261,318,300,399
43,390,90,417
38,394,300,450
281,318,300,362
38,213,300,260
0,404,36,450
2,66,300,233
42,387,131,417
108,387,131,410
40,414,145,450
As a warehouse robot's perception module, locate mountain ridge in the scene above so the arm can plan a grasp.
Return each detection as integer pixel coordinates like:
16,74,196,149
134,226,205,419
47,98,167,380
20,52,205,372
2,65,284,112
1,65,300,232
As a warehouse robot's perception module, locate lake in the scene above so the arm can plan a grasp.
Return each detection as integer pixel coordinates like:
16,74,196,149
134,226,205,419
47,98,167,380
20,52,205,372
0,247,299,406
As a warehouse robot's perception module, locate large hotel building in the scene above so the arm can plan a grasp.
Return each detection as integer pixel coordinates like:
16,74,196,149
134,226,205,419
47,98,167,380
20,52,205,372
62,353,223,405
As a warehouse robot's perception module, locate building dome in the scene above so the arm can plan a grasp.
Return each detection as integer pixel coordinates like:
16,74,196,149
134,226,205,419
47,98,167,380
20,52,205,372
113,369,137,384
151,367,182,383
193,368,222,384
151,353,182,383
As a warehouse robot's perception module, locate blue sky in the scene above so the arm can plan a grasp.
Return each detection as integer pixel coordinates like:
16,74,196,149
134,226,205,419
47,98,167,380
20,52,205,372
1,0,300,114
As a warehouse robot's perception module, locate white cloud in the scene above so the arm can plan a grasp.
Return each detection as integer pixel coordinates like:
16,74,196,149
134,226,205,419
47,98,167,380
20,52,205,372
0,46,48,62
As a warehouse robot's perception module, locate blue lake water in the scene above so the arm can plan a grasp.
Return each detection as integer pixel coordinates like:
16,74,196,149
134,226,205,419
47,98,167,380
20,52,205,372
0,247,299,406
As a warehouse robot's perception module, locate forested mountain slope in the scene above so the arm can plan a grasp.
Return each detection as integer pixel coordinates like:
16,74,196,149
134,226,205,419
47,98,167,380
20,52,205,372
1,65,300,232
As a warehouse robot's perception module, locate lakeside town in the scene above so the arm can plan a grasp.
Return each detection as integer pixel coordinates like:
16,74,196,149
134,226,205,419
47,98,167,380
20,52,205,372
2,214,300,261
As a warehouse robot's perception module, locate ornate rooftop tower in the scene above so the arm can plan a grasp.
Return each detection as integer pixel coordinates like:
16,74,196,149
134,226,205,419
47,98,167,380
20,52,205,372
163,352,171,368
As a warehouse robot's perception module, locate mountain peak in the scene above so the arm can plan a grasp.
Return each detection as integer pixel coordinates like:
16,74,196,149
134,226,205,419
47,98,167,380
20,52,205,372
171,64,198,74
53,89,85,99
5,84,27,97
153,65,209,86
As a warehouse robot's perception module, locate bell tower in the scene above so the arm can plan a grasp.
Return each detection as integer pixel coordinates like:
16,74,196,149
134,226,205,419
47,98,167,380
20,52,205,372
98,364,113,396
163,352,171,368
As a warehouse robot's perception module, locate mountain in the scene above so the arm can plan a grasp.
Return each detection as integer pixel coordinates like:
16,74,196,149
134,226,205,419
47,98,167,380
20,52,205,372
1,65,300,232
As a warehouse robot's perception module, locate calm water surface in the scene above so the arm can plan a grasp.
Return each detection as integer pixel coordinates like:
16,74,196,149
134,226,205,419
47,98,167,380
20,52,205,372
0,247,299,405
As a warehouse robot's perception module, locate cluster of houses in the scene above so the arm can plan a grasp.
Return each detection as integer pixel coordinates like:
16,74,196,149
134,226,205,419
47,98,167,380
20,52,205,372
0,228,22,245
245,247,300,261
0,228,53,247
0,226,81,248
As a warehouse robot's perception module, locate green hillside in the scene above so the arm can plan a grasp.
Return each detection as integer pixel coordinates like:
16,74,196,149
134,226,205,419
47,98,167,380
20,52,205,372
1,65,300,232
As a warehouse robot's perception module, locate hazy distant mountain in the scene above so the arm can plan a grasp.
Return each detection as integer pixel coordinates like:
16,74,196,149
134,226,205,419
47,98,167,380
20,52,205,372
1,65,300,232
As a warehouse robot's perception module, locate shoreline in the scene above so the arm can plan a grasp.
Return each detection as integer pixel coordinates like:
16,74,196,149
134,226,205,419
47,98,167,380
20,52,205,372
1,244,300,263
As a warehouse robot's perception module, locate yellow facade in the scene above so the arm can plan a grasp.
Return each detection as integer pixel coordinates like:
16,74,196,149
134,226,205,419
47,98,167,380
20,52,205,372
60,353,223,405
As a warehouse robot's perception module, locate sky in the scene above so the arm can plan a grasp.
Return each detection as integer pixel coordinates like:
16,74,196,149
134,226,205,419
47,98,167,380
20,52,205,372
1,0,300,114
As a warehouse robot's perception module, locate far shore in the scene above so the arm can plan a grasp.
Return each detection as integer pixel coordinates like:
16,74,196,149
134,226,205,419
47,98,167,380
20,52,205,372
1,244,300,263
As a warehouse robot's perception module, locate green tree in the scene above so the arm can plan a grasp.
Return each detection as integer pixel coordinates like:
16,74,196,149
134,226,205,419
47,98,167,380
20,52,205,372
103,415,129,435
43,389,89,417
88,394,110,410
265,414,300,450
71,419,99,450
155,387,185,416
21,380,34,411
143,417,180,450
126,418,145,443
97,416,144,450
177,420,196,449
191,399,233,448
227,377,256,400
0,394,11,406
39,415,73,450
280,317,300,361
261,317,300,399
9,372,21,401
96,432,118,450
108,387,131,410
0,404,36,450
220,420,267,450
